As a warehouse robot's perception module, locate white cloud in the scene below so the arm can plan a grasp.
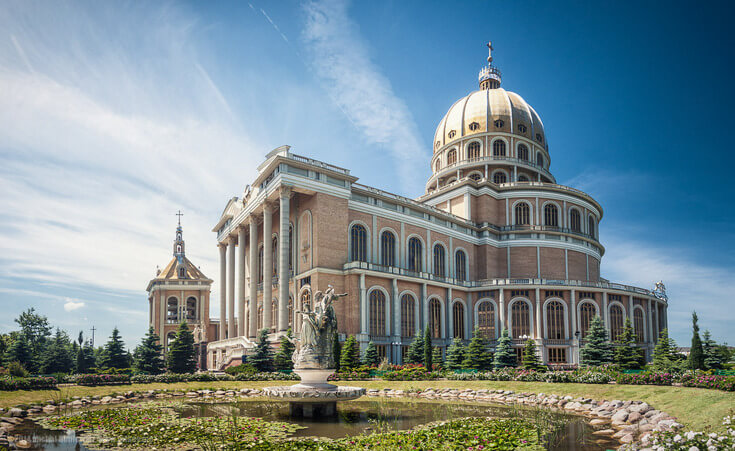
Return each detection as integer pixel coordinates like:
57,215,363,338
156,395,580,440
63,299,85,311
302,0,428,193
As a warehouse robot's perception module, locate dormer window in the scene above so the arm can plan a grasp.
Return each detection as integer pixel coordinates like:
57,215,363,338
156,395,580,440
448,130,456,139
536,133,543,143
469,122,480,131
435,141,441,149
494,119,504,128
518,124,527,133
176,245,182,253
179,267,186,278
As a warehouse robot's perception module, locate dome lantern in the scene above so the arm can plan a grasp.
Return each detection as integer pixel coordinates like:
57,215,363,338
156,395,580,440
478,41,501,90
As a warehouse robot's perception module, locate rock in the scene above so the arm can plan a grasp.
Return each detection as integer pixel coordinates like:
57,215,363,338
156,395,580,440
620,433,635,443
16,439,31,449
593,429,615,435
8,409,25,418
627,412,642,423
589,419,608,425
71,400,83,408
42,405,57,413
611,410,629,424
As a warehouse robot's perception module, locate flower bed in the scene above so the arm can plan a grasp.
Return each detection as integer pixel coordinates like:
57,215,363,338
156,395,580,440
68,374,131,386
0,375,57,391
446,368,614,384
129,371,297,384
382,366,437,381
679,373,735,391
615,372,674,386
625,415,735,450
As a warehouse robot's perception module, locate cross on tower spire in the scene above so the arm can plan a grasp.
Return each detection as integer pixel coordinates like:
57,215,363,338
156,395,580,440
487,41,493,64
176,210,184,226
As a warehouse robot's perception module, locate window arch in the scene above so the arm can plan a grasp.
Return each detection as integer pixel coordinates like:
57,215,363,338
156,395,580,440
546,300,565,339
477,301,496,339
492,171,507,184
167,297,177,321
469,121,480,131
452,302,465,339
634,308,645,343
179,267,186,278
433,244,446,278
514,202,531,225
434,159,441,172
186,297,197,321
579,302,596,338
407,237,423,272
492,140,506,157
369,290,386,337
609,304,624,341
570,209,581,233
429,299,442,338
544,204,559,227
400,294,416,337
467,141,481,159
455,250,467,281
468,172,482,182
380,231,396,267
518,143,529,161
350,224,368,262
511,301,531,338
447,149,457,166
588,216,596,239
537,153,544,167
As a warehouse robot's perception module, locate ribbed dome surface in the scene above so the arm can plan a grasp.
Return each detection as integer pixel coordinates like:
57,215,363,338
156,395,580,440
433,88,546,152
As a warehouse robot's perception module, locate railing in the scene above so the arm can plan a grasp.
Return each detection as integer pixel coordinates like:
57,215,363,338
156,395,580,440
499,224,596,241
429,156,555,185
543,339,572,346
288,153,351,176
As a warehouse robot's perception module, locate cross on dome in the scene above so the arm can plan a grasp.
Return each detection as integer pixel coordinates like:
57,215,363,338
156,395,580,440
479,40,501,90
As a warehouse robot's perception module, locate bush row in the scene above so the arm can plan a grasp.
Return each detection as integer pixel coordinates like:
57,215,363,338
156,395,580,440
66,374,131,386
0,375,57,391
130,372,298,384
446,367,615,384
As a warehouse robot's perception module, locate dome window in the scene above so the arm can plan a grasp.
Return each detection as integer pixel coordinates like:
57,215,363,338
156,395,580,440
518,124,527,133
537,153,545,168
518,144,529,161
467,141,481,159
494,119,504,128
469,173,481,182
492,172,507,184
448,130,456,139
492,140,506,157
469,122,480,131
435,141,441,149
447,150,457,165
535,133,543,143
434,160,441,172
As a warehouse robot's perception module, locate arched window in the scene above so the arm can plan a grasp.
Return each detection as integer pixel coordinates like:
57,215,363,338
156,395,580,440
588,216,596,239
609,305,624,341
434,160,441,172
511,301,531,337
518,144,529,161
429,299,442,338
469,172,482,182
469,121,480,131
258,246,264,283
400,294,415,337
518,124,527,133
186,297,197,321
515,203,530,225
492,172,507,184
579,303,596,338
179,267,186,278
634,309,645,343
350,224,367,262
453,302,465,339
272,236,278,276
467,142,481,159
448,130,456,139
544,204,559,227
478,301,496,339
537,153,545,168
447,150,457,165
494,119,504,128
407,237,422,272
493,140,506,157
570,209,581,233
380,231,396,267
167,297,177,321
455,250,467,281
546,300,565,339
369,290,387,337
433,244,446,278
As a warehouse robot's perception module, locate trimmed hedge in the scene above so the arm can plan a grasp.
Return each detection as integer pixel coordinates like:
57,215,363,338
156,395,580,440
67,374,131,386
0,375,57,391
130,372,297,384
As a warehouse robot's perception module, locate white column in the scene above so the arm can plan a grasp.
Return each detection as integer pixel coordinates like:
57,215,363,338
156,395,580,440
647,299,653,343
218,243,227,340
602,292,609,328
278,189,291,332
359,273,368,335
570,289,577,365
237,227,246,337
628,295,634,323
535,288,542,339
263,203,273,332
227,236,236,339
421,283,428,332
499,289,506,332
159,290,165,347
248,218,258,338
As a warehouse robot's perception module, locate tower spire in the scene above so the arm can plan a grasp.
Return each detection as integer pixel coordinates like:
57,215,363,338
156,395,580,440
479,40,502,90
173,211,185,257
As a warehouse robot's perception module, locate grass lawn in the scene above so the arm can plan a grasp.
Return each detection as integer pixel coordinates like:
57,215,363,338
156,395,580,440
2,380,733,432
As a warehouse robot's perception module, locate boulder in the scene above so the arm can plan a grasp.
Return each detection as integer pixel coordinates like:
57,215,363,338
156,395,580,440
611,409,629,424
8,409,25,418
627,412,642,423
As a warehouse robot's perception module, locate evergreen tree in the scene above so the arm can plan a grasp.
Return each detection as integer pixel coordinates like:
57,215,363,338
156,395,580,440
579,316,613,366
133,327,165,375
431,346,443,370
100,327,128,369
715,344,732,368
3,334,32,369
14,308,52,373
167,322,197,373
445,338,466,370
424,326,433,370
249,329,274,372
363,341,380,367
333,331,341,372
493,328,516,369
651,328,679,371
339,335,360,370
702,330,722,370
273,329,296,371
687,311,705,370
40,329,74,374
406,329,424,365
462,327,493,370
613,318,645,370
521,339,543,371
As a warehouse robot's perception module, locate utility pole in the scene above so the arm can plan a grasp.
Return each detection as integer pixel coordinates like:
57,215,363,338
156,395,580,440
90,326,96,347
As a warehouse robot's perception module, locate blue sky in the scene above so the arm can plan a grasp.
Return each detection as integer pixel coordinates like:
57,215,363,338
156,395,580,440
0,0,733,348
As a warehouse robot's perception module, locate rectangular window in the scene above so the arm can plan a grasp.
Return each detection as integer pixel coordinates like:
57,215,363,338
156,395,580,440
376,345,387,362
547,347,567,364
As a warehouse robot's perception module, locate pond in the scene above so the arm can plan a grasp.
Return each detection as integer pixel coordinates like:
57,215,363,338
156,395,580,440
12,398,619,450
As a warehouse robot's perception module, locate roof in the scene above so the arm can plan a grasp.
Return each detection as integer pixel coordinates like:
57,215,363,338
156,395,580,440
154,255,211,282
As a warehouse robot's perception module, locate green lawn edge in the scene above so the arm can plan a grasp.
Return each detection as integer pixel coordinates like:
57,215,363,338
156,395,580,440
2,379,733,432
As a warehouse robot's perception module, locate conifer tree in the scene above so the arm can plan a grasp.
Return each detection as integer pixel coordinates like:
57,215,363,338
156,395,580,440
339,335,360,370
406,329,424,365
493,328,516,369
133,327,165,374
579,316,613,366
363,341,380,367
613,318,644,370
445,337,466,370
701,330,723,370
431,346,443,370
332,331,341,372
521,339,543,371
3,334,32,369
249,329,274,372
101,327,129,369
651,328,678,371
462,327,493,370
167,322,197,373
14,308,52,373
40,329,74,374
424,326,433,370
687,311,704,370
273,329,296,371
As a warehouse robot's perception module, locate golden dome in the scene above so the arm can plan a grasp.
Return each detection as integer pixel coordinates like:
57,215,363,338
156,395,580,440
432,87,546,153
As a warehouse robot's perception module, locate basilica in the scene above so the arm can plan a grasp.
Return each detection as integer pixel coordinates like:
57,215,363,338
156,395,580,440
148,43,669,370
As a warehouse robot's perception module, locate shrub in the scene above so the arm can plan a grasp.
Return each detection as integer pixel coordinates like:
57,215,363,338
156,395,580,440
0,375,57,391
382,366,437,381
224,363,257,376
7,361,30,377
69,373,130,386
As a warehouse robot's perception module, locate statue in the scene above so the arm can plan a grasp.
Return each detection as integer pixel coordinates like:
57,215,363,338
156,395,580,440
653,280,668,301
292,285,346,370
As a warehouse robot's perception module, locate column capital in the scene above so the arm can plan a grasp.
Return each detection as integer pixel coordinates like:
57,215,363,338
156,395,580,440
262,201,274,214
279,185,293,198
